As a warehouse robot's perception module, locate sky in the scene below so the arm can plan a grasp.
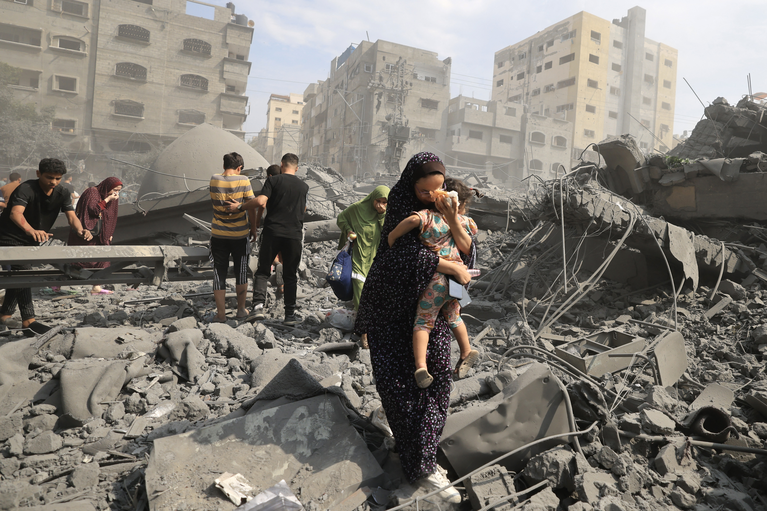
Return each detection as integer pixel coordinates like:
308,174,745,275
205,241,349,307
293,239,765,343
205,0,767,141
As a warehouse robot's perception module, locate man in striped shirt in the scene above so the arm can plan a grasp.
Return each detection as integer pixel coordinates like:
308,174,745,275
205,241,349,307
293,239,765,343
209,152,256,322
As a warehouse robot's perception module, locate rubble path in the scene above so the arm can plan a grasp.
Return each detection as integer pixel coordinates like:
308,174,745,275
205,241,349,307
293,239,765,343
0,231,766,510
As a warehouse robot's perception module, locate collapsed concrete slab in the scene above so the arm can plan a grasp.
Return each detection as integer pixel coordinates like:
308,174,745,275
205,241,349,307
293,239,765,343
144,394,385,511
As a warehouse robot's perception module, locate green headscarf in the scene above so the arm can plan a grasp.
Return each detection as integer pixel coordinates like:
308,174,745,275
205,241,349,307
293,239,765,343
337,185,390,274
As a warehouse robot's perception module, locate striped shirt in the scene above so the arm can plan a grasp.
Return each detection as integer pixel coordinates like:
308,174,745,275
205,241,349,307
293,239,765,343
210,174,255,239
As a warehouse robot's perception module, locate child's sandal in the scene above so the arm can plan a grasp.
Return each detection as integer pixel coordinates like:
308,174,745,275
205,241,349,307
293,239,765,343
454,350,480,379
414,368,433,388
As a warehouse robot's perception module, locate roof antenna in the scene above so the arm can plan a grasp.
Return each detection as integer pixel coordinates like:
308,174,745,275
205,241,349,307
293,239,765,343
366,31,370,41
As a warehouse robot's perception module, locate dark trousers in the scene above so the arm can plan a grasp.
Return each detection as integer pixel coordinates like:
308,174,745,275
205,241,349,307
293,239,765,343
0,240,35,320
253,234,302,314
209,236,249,290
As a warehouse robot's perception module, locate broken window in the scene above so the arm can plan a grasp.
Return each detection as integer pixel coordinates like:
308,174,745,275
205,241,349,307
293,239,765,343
516,72,524,80
546,39,554,48
384,63,394,73
608,111,618,119
420,98,439,110
509,94,522,103
613,40,623,49
54,75,76,92
557,77,575,89
180,74,208,91
178,110,205,125
559,53,575,65
519,52,526,60
52,119,75,134
561,30,576,42
610,86,620,96
611,63,621,72
183,38,211,55
544,84,555,93
529,159,543,171
468,130,483,140
113,100,144,118
544,61,552,70
556,103,573,113
499,134,513,144
118,24,150,43
645,52,654,61
589,54,599,64
587,79,598,88
643,96,652,105
585,104,596,113
584,129,595,138
664,58,673,67
537,44,544,52
662,102,671,110
530,132,545,144
505,106,516,116
531,88,540,97
115,62,147,81
644,74,654,85
364,64,373,73
553,135,567,147
590,30,601,43
663,80,672,89
660,123,669,132
496,79,504,87
275,107,282,112
536,65,542,73
496,60,504,68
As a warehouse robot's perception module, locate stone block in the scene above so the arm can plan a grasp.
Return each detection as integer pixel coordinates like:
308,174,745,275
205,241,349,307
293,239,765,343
169,395,209,422
254,323,277,349
24,414,58,434
640,408,676,434
8,433,24,456
69,462,100,489
593,446,619,470
24,430,63,454
676,472,701,494
574,472,619,504
718,280,746,301
105,402,125,423
466,464,516,510
523,445,575,490
519,486,559,511
0,457,19,477
645,386,679,414
206,323,261,362
654,444,679,476
752,325,767,346
670,487,696,509
0,415,23,442
167,316,197,332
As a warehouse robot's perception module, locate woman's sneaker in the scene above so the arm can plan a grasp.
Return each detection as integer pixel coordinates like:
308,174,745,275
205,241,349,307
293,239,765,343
421,467,461,503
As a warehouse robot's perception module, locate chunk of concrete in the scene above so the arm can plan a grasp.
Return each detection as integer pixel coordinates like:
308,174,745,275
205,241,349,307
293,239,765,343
466,465,516,510
145,394,384,510
167,316,198,332
70,327,160,359
523,445,575,490
206,323,262,363
654,443,680,476
640,408,676,435
159,329,206,382
718,279,746,300
518,486,560,511
670,487,696,509
24,430,63,454
574,472,619,505
69,462,100,489
0,415,23,442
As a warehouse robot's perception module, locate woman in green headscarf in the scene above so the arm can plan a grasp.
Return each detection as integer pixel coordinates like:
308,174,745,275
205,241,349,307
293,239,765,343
337,185,390,312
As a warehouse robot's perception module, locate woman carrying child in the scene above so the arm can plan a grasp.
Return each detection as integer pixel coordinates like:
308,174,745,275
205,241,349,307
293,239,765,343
387,177,480,388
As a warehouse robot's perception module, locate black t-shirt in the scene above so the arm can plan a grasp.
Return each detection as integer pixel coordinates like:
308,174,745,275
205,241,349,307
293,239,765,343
260,174,309,240
0,180,74,245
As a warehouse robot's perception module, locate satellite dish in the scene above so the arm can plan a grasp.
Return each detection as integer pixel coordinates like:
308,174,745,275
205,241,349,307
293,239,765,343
248,20,254,27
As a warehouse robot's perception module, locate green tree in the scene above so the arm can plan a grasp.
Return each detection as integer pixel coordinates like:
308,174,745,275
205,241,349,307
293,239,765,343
0,63,66,168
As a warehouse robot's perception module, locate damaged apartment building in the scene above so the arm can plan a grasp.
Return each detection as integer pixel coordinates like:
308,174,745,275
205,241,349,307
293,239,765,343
0,0,253,176
253,93,305,165
299,40,452,180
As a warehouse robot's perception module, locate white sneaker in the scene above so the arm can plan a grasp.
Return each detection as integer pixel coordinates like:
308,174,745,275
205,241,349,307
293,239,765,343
421,467,461,504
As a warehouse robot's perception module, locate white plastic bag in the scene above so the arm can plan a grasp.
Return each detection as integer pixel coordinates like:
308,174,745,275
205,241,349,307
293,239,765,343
325,308,356,332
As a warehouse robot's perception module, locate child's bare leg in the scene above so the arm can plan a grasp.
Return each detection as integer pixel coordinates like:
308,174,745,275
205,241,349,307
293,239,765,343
451,321,472,359
413,330,430,370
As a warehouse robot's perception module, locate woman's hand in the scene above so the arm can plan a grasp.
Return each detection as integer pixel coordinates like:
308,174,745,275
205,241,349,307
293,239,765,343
105,191,119,203
434,195,458,222
437,259,470,285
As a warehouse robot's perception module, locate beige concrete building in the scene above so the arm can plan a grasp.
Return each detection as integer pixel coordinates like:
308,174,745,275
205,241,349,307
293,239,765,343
255,92,304,163
300,40,451,180
0,0,253,175
492,6,677,166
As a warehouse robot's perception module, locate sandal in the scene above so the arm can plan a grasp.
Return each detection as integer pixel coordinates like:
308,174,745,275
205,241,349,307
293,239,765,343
91,289,113,295
414,368,433,389
235,310,250,320
454,350,480,379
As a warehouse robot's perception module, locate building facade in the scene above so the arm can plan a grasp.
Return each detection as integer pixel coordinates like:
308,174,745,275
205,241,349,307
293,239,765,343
300,40,451,180
492,7,677,165
0,0,253,175
255,92,304,163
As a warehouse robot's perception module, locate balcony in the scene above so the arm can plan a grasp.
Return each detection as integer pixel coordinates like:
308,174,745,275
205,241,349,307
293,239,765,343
219,93,248,117
225,23,253,58
449,135,488,156
222,58,250,88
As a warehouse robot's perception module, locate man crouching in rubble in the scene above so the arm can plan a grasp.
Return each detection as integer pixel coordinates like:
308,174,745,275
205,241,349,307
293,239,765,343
0,158,92,336
226,153,308,326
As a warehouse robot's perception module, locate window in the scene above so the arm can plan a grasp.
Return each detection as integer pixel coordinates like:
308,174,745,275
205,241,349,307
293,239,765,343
584,129,595,138
544,84,555,93
52,119,75,134
183,38,211,55
612,63,622,72
530,132,545,144
519,52,526,60
559,53,575,65
610,86,620,96
59,0,88,17
552,163,563,173
591,30,601,43
552,136,567,148
642,96,652,105
536,65,542,73
420,98,439,109
133,0,152,4
529,159,543,171
557,77,575,89
640,142,648,149
468,130,483,140
225,85,235,93
113,100,144,118
546,40,554,48
561,30,576,42
662,102,671,110
505,107,516,116
556,103,574,113
385,63,394,73
500,134,513,144
109,140,151,152
641,119,650,127
275,107,282,112
664,59,673,68
660,123,670,132
645,52,654,61
509,94,522,103
644,74,654,85
589,54,599,64
55,37,83,52
587,79,598,88
538,44,544,52
178,110,205,125
364,64,373,73
496,61,504,68
544,61,552,70
531,88,540,97
613,40,623,49
608,111,618,119
115,62,147,81
663,80,672,89
180,74,208,91
516,72,524,80
291,120,298,125
585,104,596,113
496,79,504,87
53,75,77,92
118,24,150,42
292,110,299,114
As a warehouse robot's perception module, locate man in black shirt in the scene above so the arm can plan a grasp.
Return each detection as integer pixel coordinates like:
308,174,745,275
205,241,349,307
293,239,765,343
227,153,308,326
0,158,92,335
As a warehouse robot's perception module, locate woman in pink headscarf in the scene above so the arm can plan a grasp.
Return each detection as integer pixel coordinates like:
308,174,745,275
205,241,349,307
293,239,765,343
67,177,123,295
